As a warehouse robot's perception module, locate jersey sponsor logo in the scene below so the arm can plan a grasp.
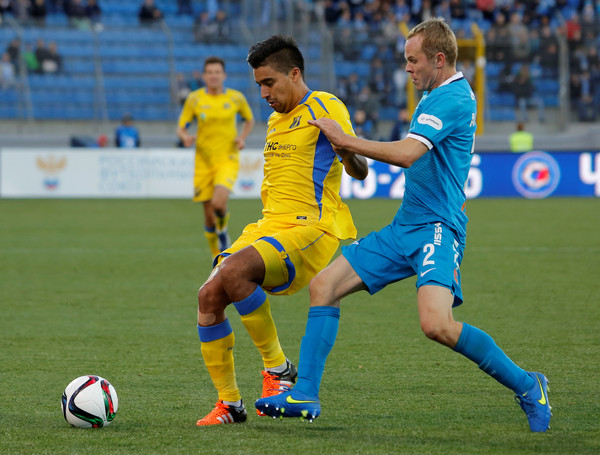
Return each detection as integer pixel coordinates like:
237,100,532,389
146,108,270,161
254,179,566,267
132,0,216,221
264,141,297,152
417,113,443,130
512,151,560,199
433,222,442,246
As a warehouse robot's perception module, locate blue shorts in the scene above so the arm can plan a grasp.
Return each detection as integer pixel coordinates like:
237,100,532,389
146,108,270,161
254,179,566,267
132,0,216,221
342,220,464,307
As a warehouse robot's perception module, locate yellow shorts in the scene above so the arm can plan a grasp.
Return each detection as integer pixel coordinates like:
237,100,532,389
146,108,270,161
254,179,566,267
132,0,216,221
193,153,239,202
217,219,340,296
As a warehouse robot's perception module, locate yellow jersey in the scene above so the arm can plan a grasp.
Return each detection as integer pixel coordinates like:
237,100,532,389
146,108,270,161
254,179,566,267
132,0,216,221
260,90,357,240
178,87,254,163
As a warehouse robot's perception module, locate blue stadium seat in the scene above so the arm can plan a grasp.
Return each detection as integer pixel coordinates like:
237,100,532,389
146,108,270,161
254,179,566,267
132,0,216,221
60,44,95,58
28,74,96,89
33,104,96,120
103,76,168,89
63,59,96,73
0,104,21,118
0,89,20,102
488,107,516,122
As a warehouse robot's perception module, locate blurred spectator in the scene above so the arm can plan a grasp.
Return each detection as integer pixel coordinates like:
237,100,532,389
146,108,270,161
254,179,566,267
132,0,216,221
6,38,21,74
573,70,596,121
115,113,141,148
175,72,190,106
565,10,582,49
213,10,231,43
139,0,162,24
538,25,559,77
509,122,534,153
458,60,475,87
435,0,452,22
368,56,391,102
65,0,90,29
177,0,192,15
34,38,47,72
85,0,102,27
0,51,16,88
475,0,495,22
488,13,511,63
10,0,29,21
352,108,373,139
28,0,47,26
0,0,13,19
193,9,231,43
392,58,408,107
334,27,358,61
449,0,467,21
188,69,203,91
508,12,531,63
23,43,39,73
39,41,62,74
512,64,534,123
97,134,108,147
323,0,343,24
193,11,212,42
413,0,434,23
355,85,380,135
389,108,409,141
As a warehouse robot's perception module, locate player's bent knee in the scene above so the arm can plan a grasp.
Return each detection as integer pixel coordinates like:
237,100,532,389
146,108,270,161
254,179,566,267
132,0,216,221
197,282,228,315
420,321,447,344
308,274,334,307
420,320,459,347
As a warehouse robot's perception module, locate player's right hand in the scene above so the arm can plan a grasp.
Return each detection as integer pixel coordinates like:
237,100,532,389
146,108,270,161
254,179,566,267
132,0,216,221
183,135,197,148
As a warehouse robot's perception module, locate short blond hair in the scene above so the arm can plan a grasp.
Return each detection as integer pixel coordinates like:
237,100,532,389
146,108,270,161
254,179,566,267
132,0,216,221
407,18,458,67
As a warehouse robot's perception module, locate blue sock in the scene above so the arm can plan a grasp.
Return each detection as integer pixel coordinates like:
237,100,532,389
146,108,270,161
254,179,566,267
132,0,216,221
454,323,534,395
293,306,341,399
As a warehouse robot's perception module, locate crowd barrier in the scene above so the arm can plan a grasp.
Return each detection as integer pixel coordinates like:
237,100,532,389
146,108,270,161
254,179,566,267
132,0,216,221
1,148,598,199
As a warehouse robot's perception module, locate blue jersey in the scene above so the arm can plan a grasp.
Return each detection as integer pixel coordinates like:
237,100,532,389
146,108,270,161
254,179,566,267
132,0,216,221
396,72,476,244
115,125,140,148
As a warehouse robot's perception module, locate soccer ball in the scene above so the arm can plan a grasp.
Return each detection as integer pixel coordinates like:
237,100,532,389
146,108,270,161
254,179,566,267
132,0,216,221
61,375,118,428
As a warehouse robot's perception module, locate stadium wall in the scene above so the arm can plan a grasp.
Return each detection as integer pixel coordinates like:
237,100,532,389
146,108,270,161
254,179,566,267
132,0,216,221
1,148,599,200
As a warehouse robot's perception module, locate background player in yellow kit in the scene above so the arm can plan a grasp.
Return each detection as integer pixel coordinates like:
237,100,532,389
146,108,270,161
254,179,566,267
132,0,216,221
194,35,369,426
177,56,255,259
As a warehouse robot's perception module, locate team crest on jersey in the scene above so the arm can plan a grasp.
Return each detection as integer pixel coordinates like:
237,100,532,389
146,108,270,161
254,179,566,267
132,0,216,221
289,116,302,129
223,102,231,109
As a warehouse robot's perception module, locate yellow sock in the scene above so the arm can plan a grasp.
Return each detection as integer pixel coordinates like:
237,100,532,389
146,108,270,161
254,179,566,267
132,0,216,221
234,286,286,369
199,327,241,403
204,228,220,258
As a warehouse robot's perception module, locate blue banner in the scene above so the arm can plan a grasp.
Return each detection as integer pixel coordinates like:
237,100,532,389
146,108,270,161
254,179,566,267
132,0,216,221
340,151,600,199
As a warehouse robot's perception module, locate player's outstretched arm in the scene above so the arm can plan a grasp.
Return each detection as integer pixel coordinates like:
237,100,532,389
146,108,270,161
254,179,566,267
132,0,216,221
308,118,428,168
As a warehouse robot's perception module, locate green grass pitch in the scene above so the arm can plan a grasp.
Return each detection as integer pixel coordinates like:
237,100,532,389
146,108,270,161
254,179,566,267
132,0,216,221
1,197,599,454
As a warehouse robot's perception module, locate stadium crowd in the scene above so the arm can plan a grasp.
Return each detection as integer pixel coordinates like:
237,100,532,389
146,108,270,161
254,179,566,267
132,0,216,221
318,0,600,132
0,0,599,126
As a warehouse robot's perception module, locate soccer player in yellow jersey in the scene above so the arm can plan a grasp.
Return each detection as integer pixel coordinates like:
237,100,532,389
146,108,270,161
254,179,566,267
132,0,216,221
177,56,255,259
195,35,369,426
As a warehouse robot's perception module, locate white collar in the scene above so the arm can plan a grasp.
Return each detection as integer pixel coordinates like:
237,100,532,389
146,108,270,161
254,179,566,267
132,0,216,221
439,71,463,87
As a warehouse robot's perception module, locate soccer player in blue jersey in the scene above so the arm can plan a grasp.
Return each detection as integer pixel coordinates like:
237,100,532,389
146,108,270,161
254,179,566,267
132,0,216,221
256,18,551,432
